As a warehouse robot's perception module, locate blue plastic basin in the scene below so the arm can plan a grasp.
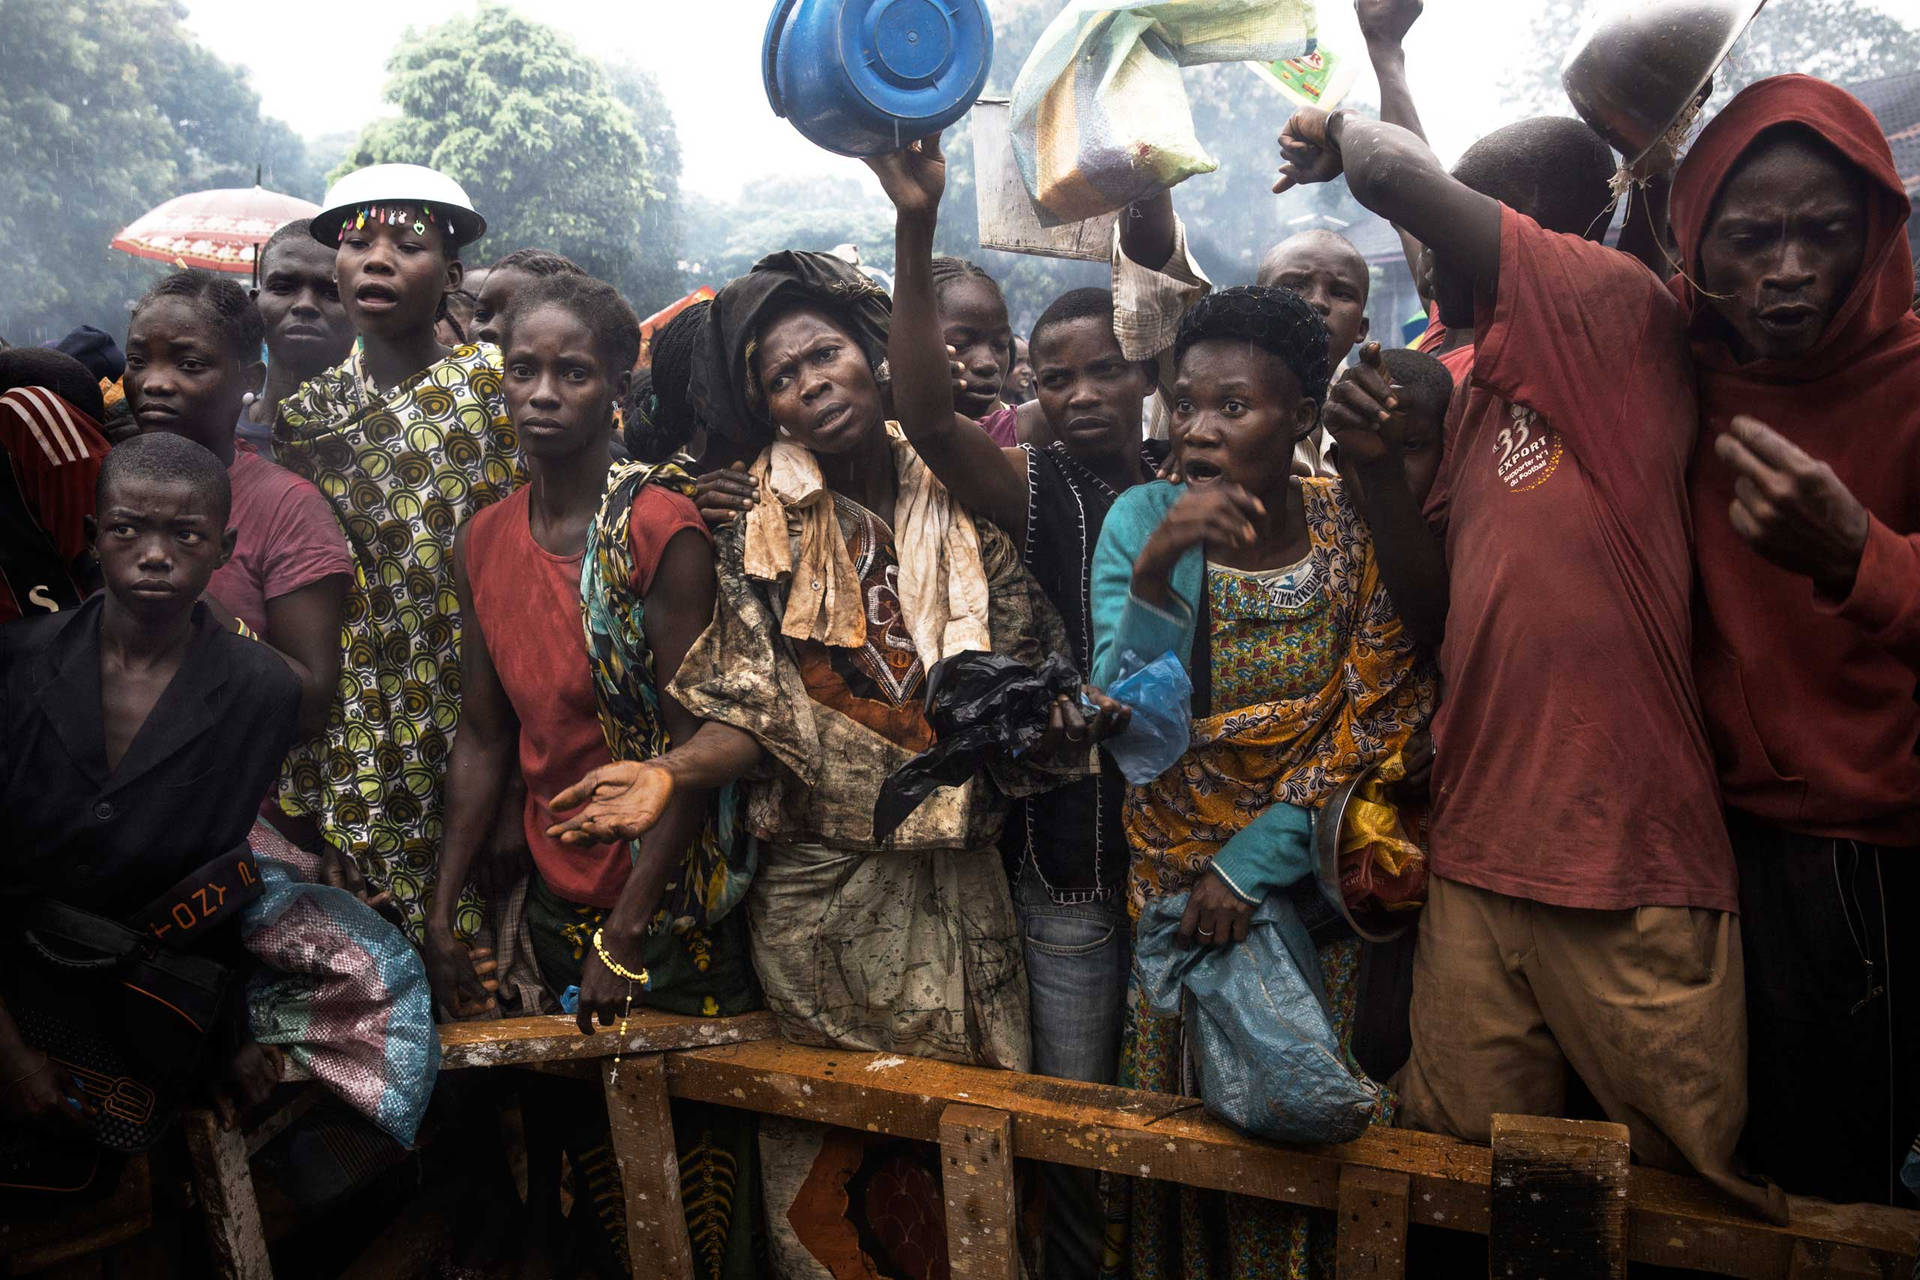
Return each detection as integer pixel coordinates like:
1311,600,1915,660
763,0,994,157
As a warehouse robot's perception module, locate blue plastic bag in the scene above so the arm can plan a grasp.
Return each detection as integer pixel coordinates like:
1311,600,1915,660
1101,649,1193,784
1135,891,1379,1144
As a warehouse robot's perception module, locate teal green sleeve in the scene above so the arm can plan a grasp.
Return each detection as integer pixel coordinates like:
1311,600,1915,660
1090,482,1202,690
1208,802,1315,904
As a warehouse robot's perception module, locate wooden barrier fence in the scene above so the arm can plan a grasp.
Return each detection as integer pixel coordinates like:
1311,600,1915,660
9,1010,1916,1279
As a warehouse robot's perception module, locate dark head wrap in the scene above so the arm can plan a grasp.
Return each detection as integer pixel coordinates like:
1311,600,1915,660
688,251,891,448
1173,285,1332,406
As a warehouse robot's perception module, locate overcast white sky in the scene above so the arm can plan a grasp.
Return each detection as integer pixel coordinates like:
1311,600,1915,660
180,0,1915,201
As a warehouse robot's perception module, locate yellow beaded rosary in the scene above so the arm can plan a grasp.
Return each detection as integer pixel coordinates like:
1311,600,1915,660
592,929,651,1084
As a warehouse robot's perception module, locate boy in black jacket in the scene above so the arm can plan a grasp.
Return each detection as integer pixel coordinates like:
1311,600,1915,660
0,433,298,1131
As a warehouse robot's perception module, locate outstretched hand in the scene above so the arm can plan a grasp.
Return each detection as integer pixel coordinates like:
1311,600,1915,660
546,761,677,846
1275,107,1344,193
863,133,946,221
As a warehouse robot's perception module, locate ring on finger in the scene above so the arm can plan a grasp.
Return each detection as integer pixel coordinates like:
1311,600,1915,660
1196,926,1215,938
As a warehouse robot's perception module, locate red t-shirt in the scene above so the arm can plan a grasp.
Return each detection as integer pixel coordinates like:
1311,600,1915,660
208,449,353,636
1411,304,1476,385
979,405,1019,446
1423,209,1735,913
463,483,709,908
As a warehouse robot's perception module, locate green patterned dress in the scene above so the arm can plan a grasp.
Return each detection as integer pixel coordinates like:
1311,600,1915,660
272,344,521,941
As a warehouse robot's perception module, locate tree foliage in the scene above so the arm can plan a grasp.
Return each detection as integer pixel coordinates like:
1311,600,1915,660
0,0,319,342
336,4,686,314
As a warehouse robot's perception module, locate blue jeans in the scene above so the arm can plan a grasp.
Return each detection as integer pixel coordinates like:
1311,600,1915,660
1013,863,1131,1280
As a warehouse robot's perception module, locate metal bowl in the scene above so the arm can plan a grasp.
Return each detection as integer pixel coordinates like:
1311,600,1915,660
1314,768,1424,945
1561,0,1766,167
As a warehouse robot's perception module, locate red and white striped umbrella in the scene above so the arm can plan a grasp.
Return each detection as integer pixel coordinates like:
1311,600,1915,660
110,184,320,275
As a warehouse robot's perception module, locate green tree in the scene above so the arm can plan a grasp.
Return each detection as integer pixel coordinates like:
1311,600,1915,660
681,176,898,287
336,4,682,314
605,63,688,313
0,0,306,341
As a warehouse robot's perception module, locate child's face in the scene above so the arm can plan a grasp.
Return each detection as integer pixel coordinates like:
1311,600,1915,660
1383,392,1444,508
336,210,461,342
472,267,534,348
125,297,259,451
938,276,1013,419
256,238,354,375
1172,339,1317,501
95,475,232,620
503,304,621,462
1031,316,1150,460
1257,237,1371,368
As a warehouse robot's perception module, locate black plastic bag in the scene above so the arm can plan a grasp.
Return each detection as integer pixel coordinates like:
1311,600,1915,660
872,651,1082,841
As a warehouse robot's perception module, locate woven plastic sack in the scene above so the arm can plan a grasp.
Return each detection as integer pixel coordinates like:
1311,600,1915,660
1137,889,1379,1144
1010,0,1318,224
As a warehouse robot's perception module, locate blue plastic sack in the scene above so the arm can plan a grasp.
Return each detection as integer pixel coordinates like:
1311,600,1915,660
1136,891,1379,1144
1101,649,1193,784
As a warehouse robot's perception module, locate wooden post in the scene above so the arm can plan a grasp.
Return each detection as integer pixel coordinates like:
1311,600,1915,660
602,1053,694,1280
182,1109,272,1280
1489,1114,1629,1280
939,1104,1018,1280
1336,1164,1410,1279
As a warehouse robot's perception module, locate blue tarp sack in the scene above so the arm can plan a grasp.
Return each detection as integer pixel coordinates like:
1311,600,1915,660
1136,890,1379,1144
1101,649,1192,785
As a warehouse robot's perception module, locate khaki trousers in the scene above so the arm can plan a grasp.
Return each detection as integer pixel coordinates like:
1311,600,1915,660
1394,875,1786,1222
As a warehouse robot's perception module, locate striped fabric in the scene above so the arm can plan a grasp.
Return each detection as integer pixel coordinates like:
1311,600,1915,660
0,387,111,623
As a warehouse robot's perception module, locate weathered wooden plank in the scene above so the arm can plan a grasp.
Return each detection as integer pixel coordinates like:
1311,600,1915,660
183,1109,273,1280
1490,1114,1629,1280
1336,1164,1409,1279
245,1085,324,1158
603,1054,694,1280
940,1105,1019,1280
435,1010,778,1071
663,1039,1920,1277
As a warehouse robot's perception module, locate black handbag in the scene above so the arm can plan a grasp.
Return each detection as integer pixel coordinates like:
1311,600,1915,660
0,845,262,1153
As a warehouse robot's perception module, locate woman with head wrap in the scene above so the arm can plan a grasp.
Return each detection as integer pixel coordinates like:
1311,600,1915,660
1090,285,1435,1278
548,155,1089,1272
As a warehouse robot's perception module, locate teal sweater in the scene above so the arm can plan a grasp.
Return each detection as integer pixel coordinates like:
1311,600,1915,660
1089,480,1314,904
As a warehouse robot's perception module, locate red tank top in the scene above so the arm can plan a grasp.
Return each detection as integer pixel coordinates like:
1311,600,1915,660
463,483,708,907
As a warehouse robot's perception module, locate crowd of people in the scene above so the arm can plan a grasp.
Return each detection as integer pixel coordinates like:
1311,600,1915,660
1,3,1916,1276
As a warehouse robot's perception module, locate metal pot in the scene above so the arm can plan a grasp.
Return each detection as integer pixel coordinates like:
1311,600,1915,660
1313,768,1424,946
762,0,994,158
1561,0,1766,168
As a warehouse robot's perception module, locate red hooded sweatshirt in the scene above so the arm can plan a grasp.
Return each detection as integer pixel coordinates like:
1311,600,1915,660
1671,75,1920,846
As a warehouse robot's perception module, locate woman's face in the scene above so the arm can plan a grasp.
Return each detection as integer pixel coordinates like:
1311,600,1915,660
125,296,259,452
753,308,883,456
335,209,461,342
503,304,623,462
1170,338,1316,500
939,275,1013,418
